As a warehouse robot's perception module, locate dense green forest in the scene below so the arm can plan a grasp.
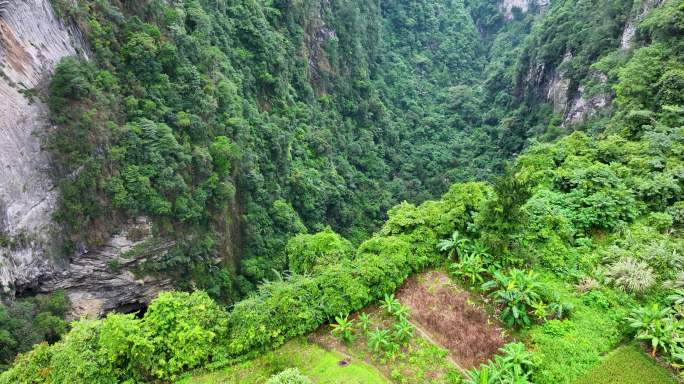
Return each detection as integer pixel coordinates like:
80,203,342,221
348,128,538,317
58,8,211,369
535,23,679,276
43,0,516,300
1,0,684,381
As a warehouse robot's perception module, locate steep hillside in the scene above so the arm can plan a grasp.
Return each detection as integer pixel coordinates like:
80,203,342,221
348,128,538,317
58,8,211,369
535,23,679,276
0,0,682,379
4,0,510,309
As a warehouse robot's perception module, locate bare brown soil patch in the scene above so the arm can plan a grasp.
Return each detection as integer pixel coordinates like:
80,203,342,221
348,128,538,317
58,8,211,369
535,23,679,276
395,271,506,369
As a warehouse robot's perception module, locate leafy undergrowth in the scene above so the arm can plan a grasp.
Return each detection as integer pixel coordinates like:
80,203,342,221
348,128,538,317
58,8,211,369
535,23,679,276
310,305,461,384
180,338,388,384
573,344,678,384
520,273,632,384
395,271,506,368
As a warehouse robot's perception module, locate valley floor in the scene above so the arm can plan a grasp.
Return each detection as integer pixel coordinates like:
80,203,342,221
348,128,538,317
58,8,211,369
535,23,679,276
183,270,679,384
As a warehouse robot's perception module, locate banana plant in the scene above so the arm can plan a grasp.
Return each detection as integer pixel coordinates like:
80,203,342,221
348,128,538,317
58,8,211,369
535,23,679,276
626,304,680,356
450,253,487,286
482,269,543,328
367,328,391,353
437,230,471,260
392,318,415,344
464,365,496,384
330,313,355,344
463,342,535,384
381,294,402,316
668,289,684,318
392,304,410,320
495,343,535,378
358,313,371,333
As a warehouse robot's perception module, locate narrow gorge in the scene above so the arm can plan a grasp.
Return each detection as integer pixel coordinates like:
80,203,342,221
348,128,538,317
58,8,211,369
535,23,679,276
0,0,682,382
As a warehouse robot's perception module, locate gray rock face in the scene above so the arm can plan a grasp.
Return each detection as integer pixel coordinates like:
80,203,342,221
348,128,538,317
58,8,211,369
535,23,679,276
302,0,337,96
500,0,549,20
0,0,87,294
545,52,573,114
620,0,664,50
565,71,609,124
0,0,172,318
542,52,609,125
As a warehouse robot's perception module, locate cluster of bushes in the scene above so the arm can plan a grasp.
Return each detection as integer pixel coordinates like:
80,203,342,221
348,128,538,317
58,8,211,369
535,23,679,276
0,291,227,383
285,228,355,274
1,256,418,383
0,291,69,371
266,368,311,384
625,292,684,374
481,269,572,328
444,232,572,328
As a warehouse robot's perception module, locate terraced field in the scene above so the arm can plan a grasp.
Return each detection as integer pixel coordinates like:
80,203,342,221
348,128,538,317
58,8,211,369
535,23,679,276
184,270,679,384
185,271,504,383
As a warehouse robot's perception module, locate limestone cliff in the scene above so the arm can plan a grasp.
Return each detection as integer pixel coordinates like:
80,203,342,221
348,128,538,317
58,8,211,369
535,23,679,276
544,52,609,125
37,217,173,319
0,0,171,318
0,0,86,294
543,0,665,125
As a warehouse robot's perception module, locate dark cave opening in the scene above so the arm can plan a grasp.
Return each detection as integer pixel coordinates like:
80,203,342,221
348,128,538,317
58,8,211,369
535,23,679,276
114,301,148,318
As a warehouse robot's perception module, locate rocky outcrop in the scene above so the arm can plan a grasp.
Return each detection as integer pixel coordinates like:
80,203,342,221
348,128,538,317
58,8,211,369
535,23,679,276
539,51,610,125
541,0,666,124
37,217,174,319
0,0,172,318
564,71,609,124
0,0,87,294
500,0,549,20
543,0,667,123
302,0,337,95
545,52,573,114
620,0,664,50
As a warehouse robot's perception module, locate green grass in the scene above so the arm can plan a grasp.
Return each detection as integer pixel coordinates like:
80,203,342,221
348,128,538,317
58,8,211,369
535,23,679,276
574,344,678,384
179,338,389,384
521,273,634,384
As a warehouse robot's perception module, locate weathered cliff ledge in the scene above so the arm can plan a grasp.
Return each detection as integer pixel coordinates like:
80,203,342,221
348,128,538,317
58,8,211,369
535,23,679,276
36,217,174,319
